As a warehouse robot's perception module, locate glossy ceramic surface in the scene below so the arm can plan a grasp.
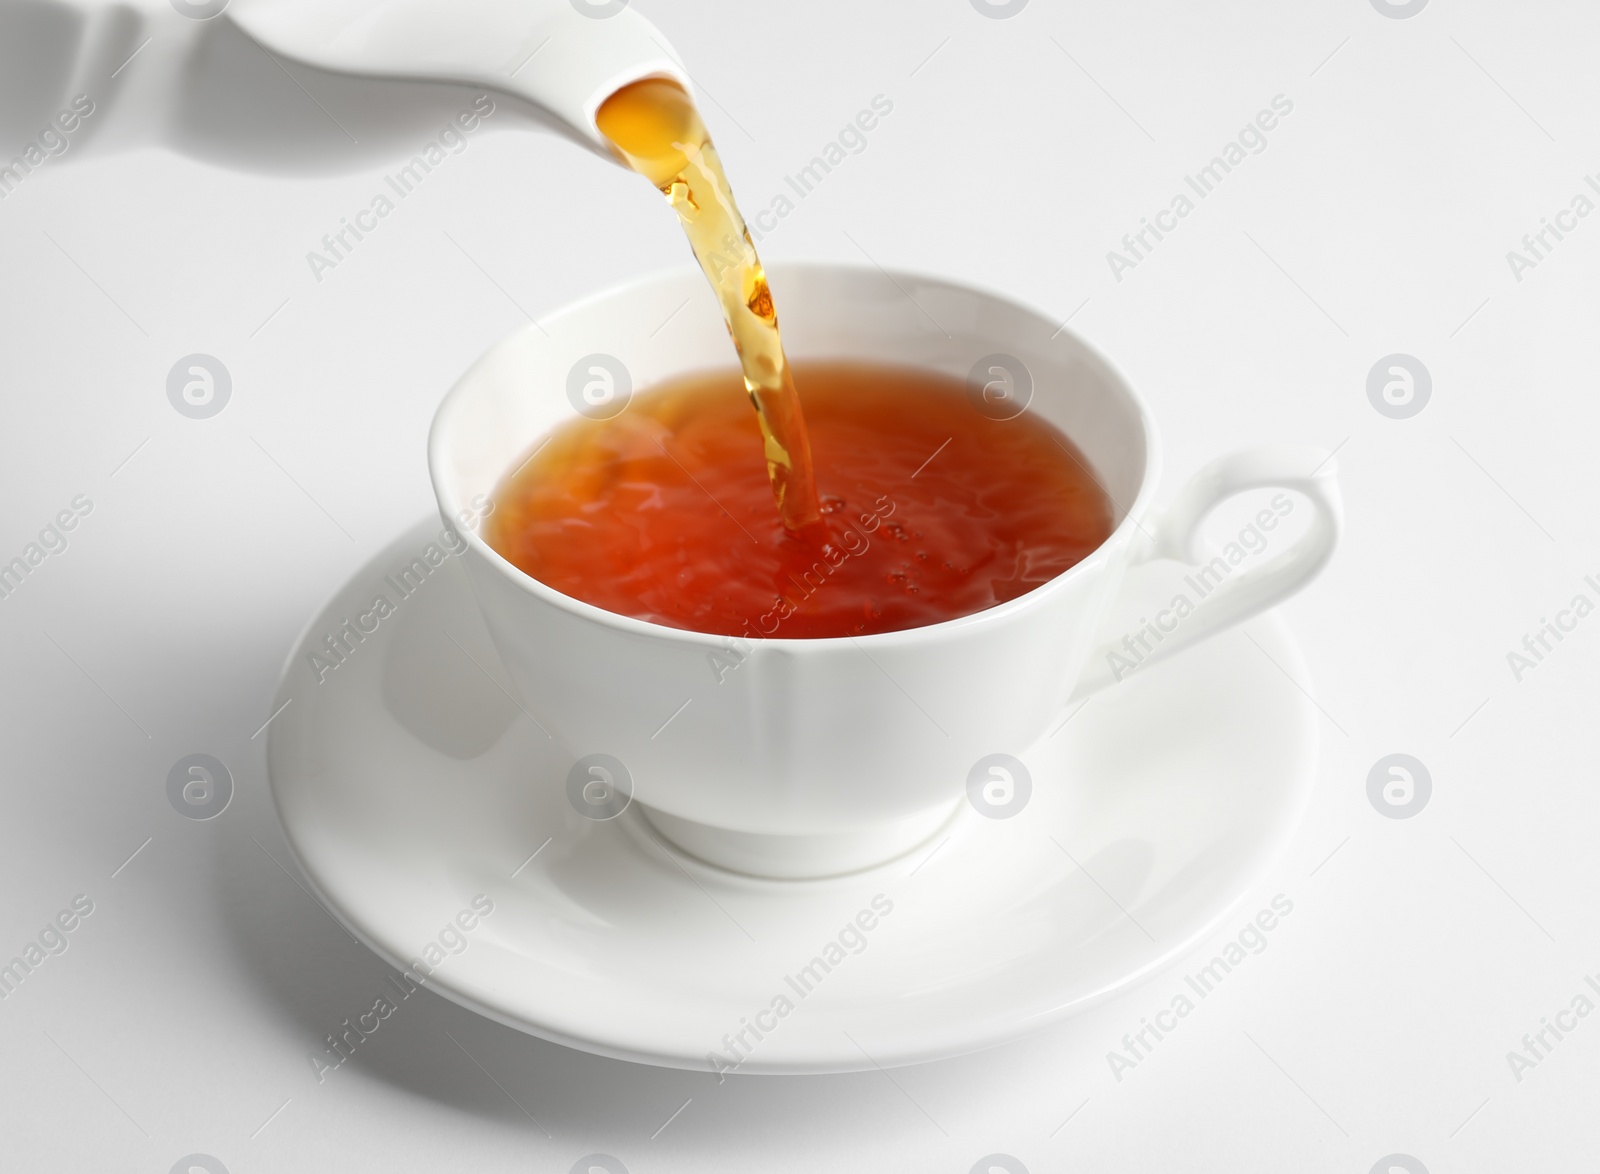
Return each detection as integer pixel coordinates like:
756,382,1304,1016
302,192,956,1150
266,519,1320,1073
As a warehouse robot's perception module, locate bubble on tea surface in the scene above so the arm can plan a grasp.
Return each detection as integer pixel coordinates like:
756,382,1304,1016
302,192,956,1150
1366,354,1430,419
1367,754,1431,819
569,0,630,19
170,0,229,16
567,755,633,820
170,1155,229,1174
967,354,1033,420
167,354,232,418
570,1155,628,1174
970,0,1029,17
1369,1156,1428,1174
167,754,233,820
970,1156,1029,1174
1369,0,1428,18
966,754,1032,819
567,354,633,419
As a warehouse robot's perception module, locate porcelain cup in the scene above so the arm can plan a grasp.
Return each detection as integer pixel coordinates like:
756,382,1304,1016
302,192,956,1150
428,262,1341,878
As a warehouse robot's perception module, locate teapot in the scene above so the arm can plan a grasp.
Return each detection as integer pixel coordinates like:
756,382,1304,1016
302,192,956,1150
0,0,689,177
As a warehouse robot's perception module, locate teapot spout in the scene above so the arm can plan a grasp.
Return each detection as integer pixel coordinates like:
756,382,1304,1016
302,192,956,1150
227,0,691,161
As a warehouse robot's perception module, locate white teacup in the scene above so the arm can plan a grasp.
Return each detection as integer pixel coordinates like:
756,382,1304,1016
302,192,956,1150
429,263,1340,879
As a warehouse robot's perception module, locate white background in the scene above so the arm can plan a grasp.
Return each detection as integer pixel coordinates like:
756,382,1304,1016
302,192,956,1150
2,0,1597,1170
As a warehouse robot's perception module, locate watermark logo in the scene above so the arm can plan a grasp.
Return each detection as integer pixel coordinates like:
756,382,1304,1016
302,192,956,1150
1366,354,1430,419
1107,895,1294,1082
570,0,629,18
1108,95,1294,281
707,895,894,1079
567,755,633,820
310,969,426,1083
967,754,1031,819
706,497,897,678
167,754,233,821
398,896,493,989
970,0,1029,18
0,495,93,603
967,354,1033,420
0,894,95,1000
170,0,228,19
167,355,231,419
1505,971,1600,1083
0,95,95,201
1108,495,1295,682
1506,575,1600,681
308,97,496,283
1505,174,1599,283
971,1156,1028,1174
307,525,470,684
1367,754,1430,819
1369,0,1428,18
170,1156,229,1174
748,95,895,244
570,1157,628,1174
567,354,632,420
1370,1157,1427,1174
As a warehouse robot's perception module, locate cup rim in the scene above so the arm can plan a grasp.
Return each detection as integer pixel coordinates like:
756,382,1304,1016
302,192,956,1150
429,259,1162,649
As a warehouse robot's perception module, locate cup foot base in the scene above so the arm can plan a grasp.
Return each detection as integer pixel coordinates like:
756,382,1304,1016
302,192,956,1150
636,801,962,880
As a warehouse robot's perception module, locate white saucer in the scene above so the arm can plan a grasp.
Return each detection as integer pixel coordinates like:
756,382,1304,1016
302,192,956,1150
266,519,1318,1074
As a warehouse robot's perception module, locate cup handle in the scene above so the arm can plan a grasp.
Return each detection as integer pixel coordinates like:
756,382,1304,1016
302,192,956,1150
1070,445,1342,700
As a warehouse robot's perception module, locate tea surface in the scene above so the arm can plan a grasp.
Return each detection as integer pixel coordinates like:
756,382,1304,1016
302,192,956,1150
487,362,1115,639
